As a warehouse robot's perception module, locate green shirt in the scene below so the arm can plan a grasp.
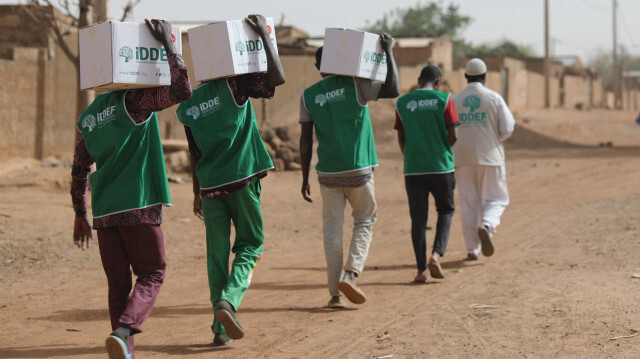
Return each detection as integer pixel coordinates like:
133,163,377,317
175,79,273,189
302,76,378,174
396,88,455,175
78,91,171,217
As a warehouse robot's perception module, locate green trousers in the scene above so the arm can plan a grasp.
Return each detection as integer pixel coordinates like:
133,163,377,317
201,179,264,334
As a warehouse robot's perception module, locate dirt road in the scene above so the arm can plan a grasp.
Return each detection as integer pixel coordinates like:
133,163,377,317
1,108,639,358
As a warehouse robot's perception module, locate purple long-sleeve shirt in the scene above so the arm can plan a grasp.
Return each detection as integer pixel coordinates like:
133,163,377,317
71,54,191,229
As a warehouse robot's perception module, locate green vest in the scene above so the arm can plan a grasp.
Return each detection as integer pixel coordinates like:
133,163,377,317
396,89,455,175
303,76,378,174
175,79,273,189
78,91,171,218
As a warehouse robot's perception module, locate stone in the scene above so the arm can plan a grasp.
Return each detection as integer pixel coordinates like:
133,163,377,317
273,158,285,171
275,126,291,142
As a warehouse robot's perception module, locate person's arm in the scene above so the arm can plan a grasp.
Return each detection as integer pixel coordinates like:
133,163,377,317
125,19,192,122
397,130,406,156
496,95,515,141
245,14,285,88
299,95,314,203
444,97,460,146
394,110,405,155
377,32,400,99
300,121,314,203
184,126,203,220
70,129,93,250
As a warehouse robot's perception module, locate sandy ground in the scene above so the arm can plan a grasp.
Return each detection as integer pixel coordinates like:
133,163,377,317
1,106,640,359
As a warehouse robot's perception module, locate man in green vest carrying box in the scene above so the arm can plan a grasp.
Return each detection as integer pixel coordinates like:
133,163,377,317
71,19,192,359
175,14,285,346
299,33,399,308
394,65,460,283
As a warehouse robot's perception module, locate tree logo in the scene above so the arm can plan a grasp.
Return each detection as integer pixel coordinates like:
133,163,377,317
235,41,244,55
363,51,370,63
119,46,133,62
463,95,481,112
186,106,200,120
81,114,97,132
315,94,327,107
407,100,418,112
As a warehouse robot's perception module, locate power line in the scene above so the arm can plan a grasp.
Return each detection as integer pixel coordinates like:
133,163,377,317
581,0,609,11
617,2,639,47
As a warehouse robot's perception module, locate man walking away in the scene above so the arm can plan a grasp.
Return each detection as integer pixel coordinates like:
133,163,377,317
451,58,514,260
299,33,399,308
395,65,460,282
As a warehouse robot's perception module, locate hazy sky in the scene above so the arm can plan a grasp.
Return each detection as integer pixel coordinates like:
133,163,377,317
3,0,637,61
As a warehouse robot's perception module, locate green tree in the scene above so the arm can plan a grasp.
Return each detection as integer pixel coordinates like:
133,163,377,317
366,2,536,59
457,39,536,58
365,1,472,38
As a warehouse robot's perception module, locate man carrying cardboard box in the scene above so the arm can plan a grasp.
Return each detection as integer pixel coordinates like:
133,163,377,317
175,14,285,346
71,19,192,359
299,32,399,308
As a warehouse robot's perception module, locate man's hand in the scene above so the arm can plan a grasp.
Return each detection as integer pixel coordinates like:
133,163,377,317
193,194,204,221
379,32,394,51
301,182,313,203
145,19,176,55
73,215,93,250
245,14,269,37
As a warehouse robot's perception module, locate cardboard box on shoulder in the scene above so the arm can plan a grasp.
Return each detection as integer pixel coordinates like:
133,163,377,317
187,17,278,82
79,21,182,90
320,28,387,83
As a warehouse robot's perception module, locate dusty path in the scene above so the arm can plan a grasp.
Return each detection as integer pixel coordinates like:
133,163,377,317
1,109,640,358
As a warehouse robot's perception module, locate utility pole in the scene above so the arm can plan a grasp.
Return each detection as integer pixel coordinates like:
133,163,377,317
544,0,550,108
613,0,621,109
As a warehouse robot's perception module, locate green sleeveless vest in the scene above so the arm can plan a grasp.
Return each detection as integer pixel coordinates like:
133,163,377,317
175,79,273,189
78,91,171,218
396,89,455,174
303,76,378,174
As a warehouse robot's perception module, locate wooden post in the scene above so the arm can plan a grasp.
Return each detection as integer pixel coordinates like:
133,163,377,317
35,48,47,160
544,0,551,108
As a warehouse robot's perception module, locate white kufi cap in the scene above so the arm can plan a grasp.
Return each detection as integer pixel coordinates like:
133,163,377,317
465,58,487,76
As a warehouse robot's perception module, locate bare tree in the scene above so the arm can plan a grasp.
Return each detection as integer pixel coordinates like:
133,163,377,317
21,0,142,117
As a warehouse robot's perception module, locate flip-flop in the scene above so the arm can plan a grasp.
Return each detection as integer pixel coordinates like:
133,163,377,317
428,261,445,279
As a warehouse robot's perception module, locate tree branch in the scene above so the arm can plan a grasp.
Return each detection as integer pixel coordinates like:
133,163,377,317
120,0,142,22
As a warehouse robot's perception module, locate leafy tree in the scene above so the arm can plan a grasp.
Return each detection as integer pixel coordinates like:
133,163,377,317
457,39,537,58
366,2,536,59
365,1,472,38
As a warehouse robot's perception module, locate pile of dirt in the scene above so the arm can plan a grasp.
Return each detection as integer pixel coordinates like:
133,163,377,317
504,124,588,150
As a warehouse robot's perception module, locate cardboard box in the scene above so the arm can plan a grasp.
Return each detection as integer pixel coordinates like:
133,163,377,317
320,28,387,82
79,21,182,90
187,18,278,81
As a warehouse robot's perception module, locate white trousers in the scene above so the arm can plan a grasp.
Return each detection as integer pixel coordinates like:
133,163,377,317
455,165,510,255
319,178,377,296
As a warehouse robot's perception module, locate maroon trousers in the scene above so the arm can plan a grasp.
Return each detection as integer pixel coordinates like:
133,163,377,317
97,223,166,356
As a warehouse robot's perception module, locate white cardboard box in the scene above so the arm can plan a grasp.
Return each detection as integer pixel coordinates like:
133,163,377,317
187,18,278,82
320,28,387,83
79,21,182,90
